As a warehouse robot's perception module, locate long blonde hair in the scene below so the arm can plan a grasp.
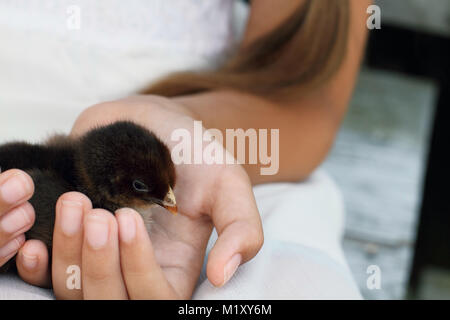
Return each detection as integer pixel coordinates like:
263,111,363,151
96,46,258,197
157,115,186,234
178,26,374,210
142,0,350,97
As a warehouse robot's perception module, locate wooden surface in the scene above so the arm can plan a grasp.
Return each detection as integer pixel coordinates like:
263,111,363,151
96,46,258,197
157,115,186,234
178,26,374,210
323,68,436,299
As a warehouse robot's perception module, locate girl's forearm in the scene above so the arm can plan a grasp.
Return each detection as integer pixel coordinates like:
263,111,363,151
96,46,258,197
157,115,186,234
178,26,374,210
173,90,341,185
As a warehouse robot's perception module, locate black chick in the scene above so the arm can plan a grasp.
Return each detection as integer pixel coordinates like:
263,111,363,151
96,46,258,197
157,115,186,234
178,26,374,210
0,121,177,273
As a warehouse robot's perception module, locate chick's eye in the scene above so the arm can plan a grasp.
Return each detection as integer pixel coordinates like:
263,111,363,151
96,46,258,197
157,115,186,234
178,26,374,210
132,179,149,192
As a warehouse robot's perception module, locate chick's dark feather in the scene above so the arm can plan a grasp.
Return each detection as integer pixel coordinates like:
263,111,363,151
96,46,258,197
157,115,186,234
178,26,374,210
0,121,176,273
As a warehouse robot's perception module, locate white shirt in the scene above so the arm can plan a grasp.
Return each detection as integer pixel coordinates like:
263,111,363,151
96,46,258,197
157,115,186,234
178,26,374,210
0,0,247,109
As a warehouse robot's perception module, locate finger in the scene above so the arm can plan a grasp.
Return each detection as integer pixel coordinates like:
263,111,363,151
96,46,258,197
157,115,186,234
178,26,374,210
82,209,127,300
116,208,177,299
0,169,34,214
16,239,51,287
0,201,35,247
206,173,264,287
0,234,25,268
52,192,92,300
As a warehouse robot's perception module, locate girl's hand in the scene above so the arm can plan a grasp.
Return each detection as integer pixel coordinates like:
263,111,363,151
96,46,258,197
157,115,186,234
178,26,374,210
15,95,263,298
50,191,199,299
0,170,37,271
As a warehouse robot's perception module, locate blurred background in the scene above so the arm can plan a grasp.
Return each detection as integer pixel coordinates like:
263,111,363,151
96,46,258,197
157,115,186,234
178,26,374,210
323,0,450,299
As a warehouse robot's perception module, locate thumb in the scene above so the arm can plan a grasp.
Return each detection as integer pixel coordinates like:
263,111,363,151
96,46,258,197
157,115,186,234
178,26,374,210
206,174,263,287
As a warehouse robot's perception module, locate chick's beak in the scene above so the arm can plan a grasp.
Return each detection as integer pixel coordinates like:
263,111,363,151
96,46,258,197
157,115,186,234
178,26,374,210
162,186,177,215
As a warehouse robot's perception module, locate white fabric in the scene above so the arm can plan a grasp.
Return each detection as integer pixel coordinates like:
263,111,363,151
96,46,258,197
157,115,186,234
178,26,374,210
195,172,361,299
0,0,361,299
0,0,243,109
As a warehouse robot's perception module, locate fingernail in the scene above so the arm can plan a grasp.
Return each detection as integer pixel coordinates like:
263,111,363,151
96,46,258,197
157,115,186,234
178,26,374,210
117,209,136,244
0,237,21,258
223,253,241,286
60,200,83,236
0,206,31,234
21,252,38,270
0,174,31,204
85,215,109,250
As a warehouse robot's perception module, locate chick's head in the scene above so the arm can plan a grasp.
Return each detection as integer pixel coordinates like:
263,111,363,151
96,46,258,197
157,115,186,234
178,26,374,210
77,121,177,214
